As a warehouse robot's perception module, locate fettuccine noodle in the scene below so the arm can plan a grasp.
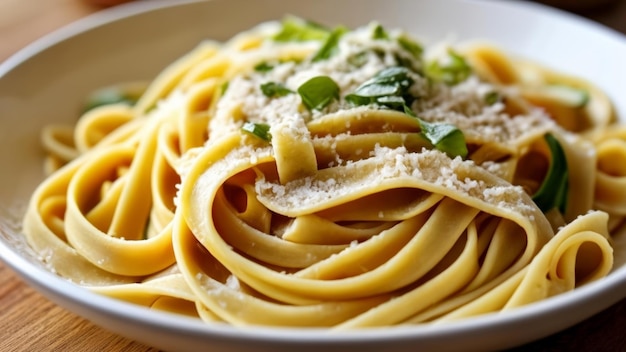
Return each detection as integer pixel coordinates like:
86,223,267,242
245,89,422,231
24,19,619,327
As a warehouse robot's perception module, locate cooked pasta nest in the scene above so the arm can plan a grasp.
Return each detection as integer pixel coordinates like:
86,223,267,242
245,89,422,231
24,18,621,327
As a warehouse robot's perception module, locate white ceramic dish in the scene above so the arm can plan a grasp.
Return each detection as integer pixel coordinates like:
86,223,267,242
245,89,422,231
1,0,626,351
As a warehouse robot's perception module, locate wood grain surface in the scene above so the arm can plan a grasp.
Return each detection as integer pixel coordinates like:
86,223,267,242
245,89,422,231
1,1,625,351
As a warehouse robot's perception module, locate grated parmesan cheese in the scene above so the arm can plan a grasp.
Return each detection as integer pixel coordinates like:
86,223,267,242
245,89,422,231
255,145,535,217
184,22,555,222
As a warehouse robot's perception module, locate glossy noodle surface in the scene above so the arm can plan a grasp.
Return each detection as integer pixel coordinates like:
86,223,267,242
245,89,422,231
24,19,618,327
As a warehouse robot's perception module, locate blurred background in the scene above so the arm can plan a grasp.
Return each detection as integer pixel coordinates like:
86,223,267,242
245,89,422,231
0,0,625,62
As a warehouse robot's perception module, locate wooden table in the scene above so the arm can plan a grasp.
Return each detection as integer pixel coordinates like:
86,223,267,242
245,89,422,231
1,1,625,351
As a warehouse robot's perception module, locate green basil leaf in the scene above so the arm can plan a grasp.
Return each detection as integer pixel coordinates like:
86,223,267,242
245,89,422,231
484,91,500,105
354,83,402,97
254,62,275,72
418,119,468,158
372,24,389,40
380,96,416,116
375,95,405,105
368,66,413,86
273,16,330,42
312,26,348,62
346,94,415,116
297,76,340,110
426,49,472,85
397,34,423,59
242,122,272,141
382,96,413,114
348,51,369,68
220,81,229,95
353,66,414,96
345,93,374,106
403,103,416,117
346,66,417,116
83,87,139,112
260,82,294,98
532,133,569,213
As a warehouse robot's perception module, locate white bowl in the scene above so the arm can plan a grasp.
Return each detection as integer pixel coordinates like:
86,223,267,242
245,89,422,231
1,0,626,351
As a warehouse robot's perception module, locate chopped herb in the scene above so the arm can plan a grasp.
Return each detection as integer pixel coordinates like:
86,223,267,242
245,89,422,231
484,91,500,105
348,95,414,117
352,81,403,97
260,82,294,98
418,119,468,159
402,103,416,117
345,66,415,113
242,122,272,141
353,66,414,97
345,66,466,158
397,34,423,59
297,76,340,111
344,94,372,106
532,133,569,213
312,26,348,62
426,49,472,85
254,62,275,72
348,51,369,67
372,23,389,40
83,87,140,112
375,95,407,108
273,16,330,42
220,81,230,95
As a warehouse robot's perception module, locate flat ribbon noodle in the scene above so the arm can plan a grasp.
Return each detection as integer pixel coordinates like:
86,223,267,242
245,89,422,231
177,130,555,326
22,20,624,327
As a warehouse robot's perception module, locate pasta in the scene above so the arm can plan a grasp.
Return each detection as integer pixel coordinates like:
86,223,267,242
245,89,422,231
23,17,621,327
